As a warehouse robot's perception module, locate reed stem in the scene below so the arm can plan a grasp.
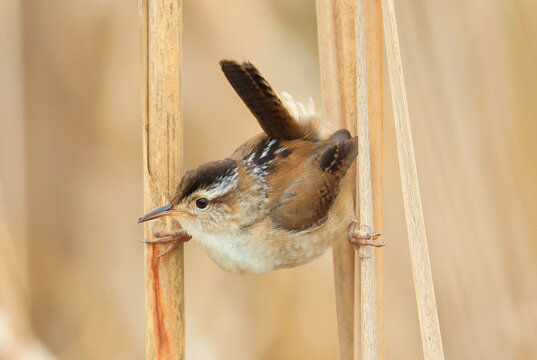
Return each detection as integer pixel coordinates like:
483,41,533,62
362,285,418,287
140,0,185,358
364,0,385,357
316,1,357,358
355,1,378,359
381,0,444,358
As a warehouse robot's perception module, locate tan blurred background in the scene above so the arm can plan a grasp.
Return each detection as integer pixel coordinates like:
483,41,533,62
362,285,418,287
1,0,537,359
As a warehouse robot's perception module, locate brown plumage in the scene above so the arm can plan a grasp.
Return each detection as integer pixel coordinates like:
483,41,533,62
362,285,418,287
220,60,319,141
138,60,373,273
227,132,357,232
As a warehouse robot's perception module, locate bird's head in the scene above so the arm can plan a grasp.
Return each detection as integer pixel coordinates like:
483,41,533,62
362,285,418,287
138,158,241,234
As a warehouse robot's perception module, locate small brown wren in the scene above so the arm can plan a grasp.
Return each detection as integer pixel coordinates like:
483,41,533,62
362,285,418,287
138,60,384,274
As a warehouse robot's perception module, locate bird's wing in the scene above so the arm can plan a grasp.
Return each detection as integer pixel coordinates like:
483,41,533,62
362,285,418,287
220,60,319,141
270,137,358,232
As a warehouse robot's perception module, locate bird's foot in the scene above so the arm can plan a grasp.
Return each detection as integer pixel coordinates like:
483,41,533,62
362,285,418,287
347,220,385,258
140,223,191,258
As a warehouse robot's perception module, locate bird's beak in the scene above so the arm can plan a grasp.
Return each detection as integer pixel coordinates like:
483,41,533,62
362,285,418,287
138,203,184,223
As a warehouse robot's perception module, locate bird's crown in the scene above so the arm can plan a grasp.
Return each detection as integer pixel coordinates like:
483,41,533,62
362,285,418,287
172,158,239,205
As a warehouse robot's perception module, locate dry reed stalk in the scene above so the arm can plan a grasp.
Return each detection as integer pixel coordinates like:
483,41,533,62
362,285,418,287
364,0,385,358
354,1,379,359
316,1,356,359
380,0,444,358
140,0,185,359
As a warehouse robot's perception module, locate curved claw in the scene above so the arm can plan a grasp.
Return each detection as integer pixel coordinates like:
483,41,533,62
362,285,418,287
140,226,192,258
155,242,180,258
140,236,182,244
347,220,385,250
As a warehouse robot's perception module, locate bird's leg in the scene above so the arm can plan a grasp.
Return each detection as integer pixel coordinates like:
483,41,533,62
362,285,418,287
139,223,192,258
347,220,385,255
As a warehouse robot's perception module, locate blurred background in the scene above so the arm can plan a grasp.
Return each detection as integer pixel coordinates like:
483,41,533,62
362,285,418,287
1,0,536,359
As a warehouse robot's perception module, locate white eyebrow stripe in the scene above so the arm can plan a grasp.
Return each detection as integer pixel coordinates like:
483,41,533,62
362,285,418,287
204,169,239,198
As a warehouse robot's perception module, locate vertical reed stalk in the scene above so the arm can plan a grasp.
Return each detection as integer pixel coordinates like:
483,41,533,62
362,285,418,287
140,0,185,359
316,1,356,359
364,0,385,358
355,1,378,359
381,0,444,358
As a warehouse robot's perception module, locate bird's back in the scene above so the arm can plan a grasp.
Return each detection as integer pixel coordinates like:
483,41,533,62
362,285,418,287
231,132,357,233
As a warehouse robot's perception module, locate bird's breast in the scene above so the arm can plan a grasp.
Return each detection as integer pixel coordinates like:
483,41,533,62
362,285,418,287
190,210,349,274
191,230,275,274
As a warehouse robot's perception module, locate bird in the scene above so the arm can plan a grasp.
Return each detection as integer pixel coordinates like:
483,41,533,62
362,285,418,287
138,60,384,274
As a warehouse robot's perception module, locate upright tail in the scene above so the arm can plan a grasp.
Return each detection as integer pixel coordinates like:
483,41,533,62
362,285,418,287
220,60,320,141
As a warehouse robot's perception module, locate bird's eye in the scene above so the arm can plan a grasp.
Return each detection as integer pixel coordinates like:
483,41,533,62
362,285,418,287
196,198,208,209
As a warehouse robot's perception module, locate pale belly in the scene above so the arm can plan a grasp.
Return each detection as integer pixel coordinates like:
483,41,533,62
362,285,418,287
189,212,349,274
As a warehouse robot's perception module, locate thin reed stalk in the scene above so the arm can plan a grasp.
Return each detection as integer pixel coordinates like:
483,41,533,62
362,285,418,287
364,0,385,358
380,0,445,358
140,0,185,359
317,1,384,359
316,1,356,359
354,1,378,359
